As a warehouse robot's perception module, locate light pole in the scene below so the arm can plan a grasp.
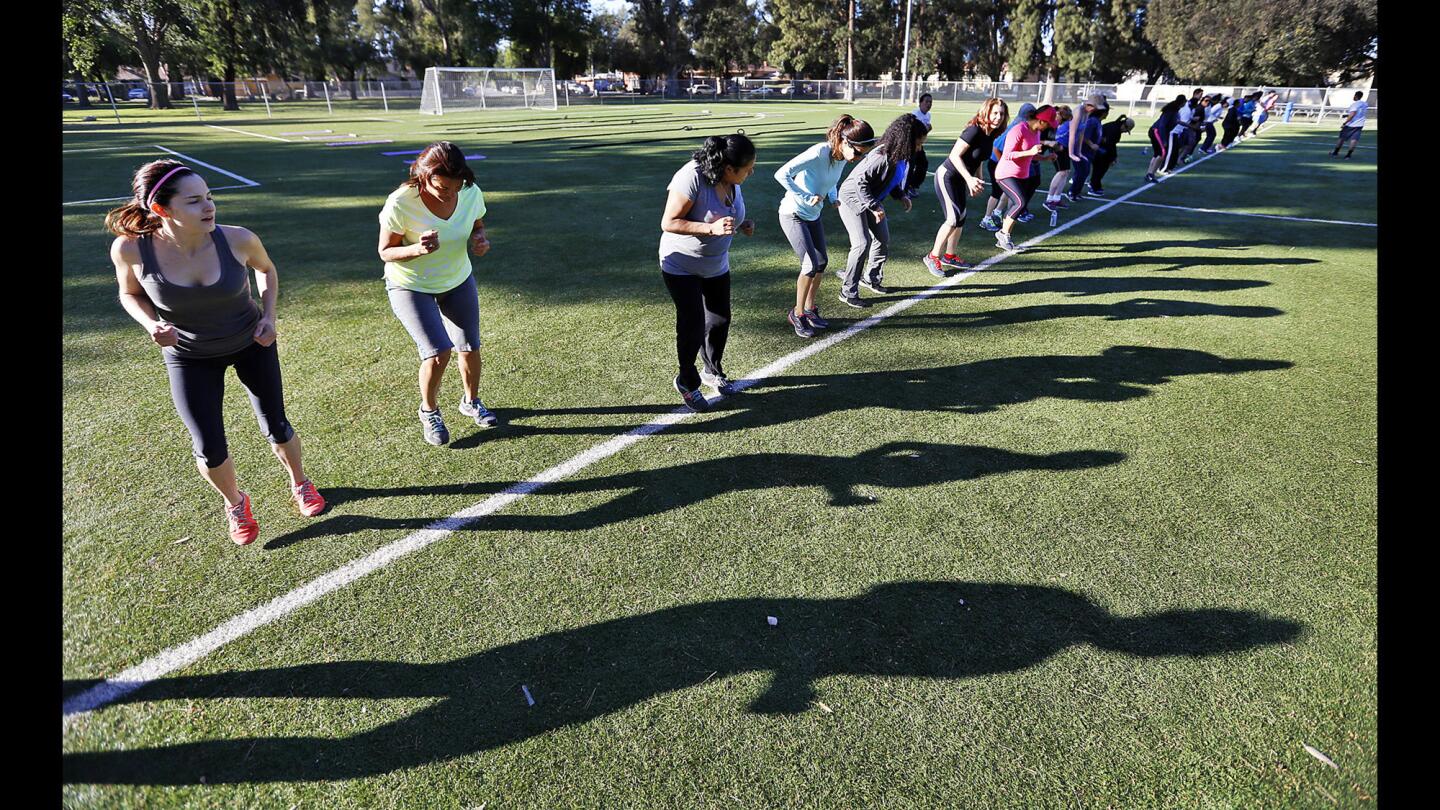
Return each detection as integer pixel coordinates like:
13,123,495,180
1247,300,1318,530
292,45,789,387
899,0,914,105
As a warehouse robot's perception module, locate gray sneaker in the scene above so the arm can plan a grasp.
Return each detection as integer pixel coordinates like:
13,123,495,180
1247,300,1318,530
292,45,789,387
418,407,449,446
700,369,738,395
994,232,1022,253
459,397,499,427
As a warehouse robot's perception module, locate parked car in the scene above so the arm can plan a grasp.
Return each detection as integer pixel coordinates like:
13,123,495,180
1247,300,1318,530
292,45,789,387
62,91,74,103
743,86,777,98
561,81,590,96
687,84,717,96
127,86,149,100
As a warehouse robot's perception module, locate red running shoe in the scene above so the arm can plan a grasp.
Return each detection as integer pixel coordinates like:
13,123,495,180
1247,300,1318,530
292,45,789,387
292,478,326,517
226,492,259,545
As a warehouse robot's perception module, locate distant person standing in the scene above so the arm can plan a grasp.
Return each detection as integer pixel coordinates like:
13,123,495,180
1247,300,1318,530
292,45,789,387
378,142,498,446
903,92,935,199
659,134,757,410
1332,91,1368,159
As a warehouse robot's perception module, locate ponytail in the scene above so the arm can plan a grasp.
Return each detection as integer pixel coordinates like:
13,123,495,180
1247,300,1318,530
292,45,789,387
691,134,756,185
104,159,194,238
826,114,874,161
104,201,162,238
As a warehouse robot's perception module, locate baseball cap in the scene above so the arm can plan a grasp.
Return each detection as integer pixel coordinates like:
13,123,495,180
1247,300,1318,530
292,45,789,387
1086,93,1109,110
1034,106,1059,127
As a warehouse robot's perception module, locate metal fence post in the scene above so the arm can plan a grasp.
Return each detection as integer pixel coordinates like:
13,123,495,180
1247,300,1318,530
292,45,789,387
101,82,122,124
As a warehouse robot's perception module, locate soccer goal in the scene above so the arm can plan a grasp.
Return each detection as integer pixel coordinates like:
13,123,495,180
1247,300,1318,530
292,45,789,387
419,67,558,115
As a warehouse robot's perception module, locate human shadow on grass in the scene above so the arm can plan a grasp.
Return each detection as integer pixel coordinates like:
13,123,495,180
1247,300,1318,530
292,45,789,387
62,580,1303,785
463,346,1293,448
885,276,1270,299
263,442,1124,548
867,297,1282,328
1017,237,1258,254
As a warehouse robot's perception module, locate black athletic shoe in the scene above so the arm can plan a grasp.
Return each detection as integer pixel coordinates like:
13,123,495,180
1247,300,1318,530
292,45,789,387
674,376,710,412
860,279,890,295
803,308,829,329
839,293,870,309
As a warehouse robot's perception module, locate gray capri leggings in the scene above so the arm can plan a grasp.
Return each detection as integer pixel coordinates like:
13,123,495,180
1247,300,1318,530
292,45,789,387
386,272,482,360
837,204,889,297
778,211,828,277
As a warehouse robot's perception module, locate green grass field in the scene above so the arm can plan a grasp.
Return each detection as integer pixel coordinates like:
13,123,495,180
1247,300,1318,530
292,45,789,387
62,100,1377,807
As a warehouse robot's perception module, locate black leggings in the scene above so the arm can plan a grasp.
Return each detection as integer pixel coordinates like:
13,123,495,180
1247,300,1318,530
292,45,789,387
164,341,294,468
662,271,731,389
1221,122,1239,147
1091,150,1116,189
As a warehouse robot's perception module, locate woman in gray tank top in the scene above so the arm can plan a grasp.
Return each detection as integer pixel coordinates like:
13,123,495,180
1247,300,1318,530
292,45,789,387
107,160,325,545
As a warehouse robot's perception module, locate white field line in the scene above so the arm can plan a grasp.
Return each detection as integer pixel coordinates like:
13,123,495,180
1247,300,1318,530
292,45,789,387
203,124,293,143
62,145,142,154
1109,198,1376,227
152,145,260,187
62,185,254,207
61,134,1238,723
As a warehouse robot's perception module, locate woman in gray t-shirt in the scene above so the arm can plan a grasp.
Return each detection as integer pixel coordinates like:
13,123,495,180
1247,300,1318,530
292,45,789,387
659,134,756,412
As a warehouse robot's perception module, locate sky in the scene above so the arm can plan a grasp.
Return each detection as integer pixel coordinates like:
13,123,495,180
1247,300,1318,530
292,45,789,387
589,0,628,16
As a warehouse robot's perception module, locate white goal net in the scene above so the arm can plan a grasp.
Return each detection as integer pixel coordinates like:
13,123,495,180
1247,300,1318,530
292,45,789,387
419,67,558,115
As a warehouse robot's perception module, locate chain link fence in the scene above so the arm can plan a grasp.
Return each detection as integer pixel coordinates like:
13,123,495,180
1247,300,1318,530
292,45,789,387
63,78,1376,125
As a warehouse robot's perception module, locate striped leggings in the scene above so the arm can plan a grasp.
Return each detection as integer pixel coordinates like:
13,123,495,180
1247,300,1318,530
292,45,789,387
995,175,1030,220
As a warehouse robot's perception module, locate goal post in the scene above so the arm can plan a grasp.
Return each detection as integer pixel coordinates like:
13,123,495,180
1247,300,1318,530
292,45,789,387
419,67,558,115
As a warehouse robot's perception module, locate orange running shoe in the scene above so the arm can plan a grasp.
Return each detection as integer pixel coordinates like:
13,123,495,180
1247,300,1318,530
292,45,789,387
292,479,326,517
226,492,259,545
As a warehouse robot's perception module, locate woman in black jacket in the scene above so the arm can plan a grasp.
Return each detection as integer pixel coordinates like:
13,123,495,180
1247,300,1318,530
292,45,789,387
835,114,929,308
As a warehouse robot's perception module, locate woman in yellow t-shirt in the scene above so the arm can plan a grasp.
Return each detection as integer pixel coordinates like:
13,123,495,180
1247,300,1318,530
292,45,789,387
378,142,496,446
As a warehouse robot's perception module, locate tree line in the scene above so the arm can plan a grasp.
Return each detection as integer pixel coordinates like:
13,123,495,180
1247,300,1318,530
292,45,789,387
63,1,1376,109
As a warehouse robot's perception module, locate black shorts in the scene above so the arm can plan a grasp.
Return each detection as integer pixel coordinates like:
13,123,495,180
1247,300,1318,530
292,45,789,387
1340,126,1363,142
986,159,1002,200
1054,150,1072,171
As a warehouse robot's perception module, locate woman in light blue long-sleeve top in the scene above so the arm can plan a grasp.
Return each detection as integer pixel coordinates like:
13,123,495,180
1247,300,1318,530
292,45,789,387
773,114,874,337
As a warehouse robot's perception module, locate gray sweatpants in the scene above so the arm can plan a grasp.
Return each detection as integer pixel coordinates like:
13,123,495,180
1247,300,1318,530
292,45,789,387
837,204,889,297
778,211,828,277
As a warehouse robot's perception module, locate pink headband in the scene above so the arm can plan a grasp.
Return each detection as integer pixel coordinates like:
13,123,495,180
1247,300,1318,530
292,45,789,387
144,165,191,207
